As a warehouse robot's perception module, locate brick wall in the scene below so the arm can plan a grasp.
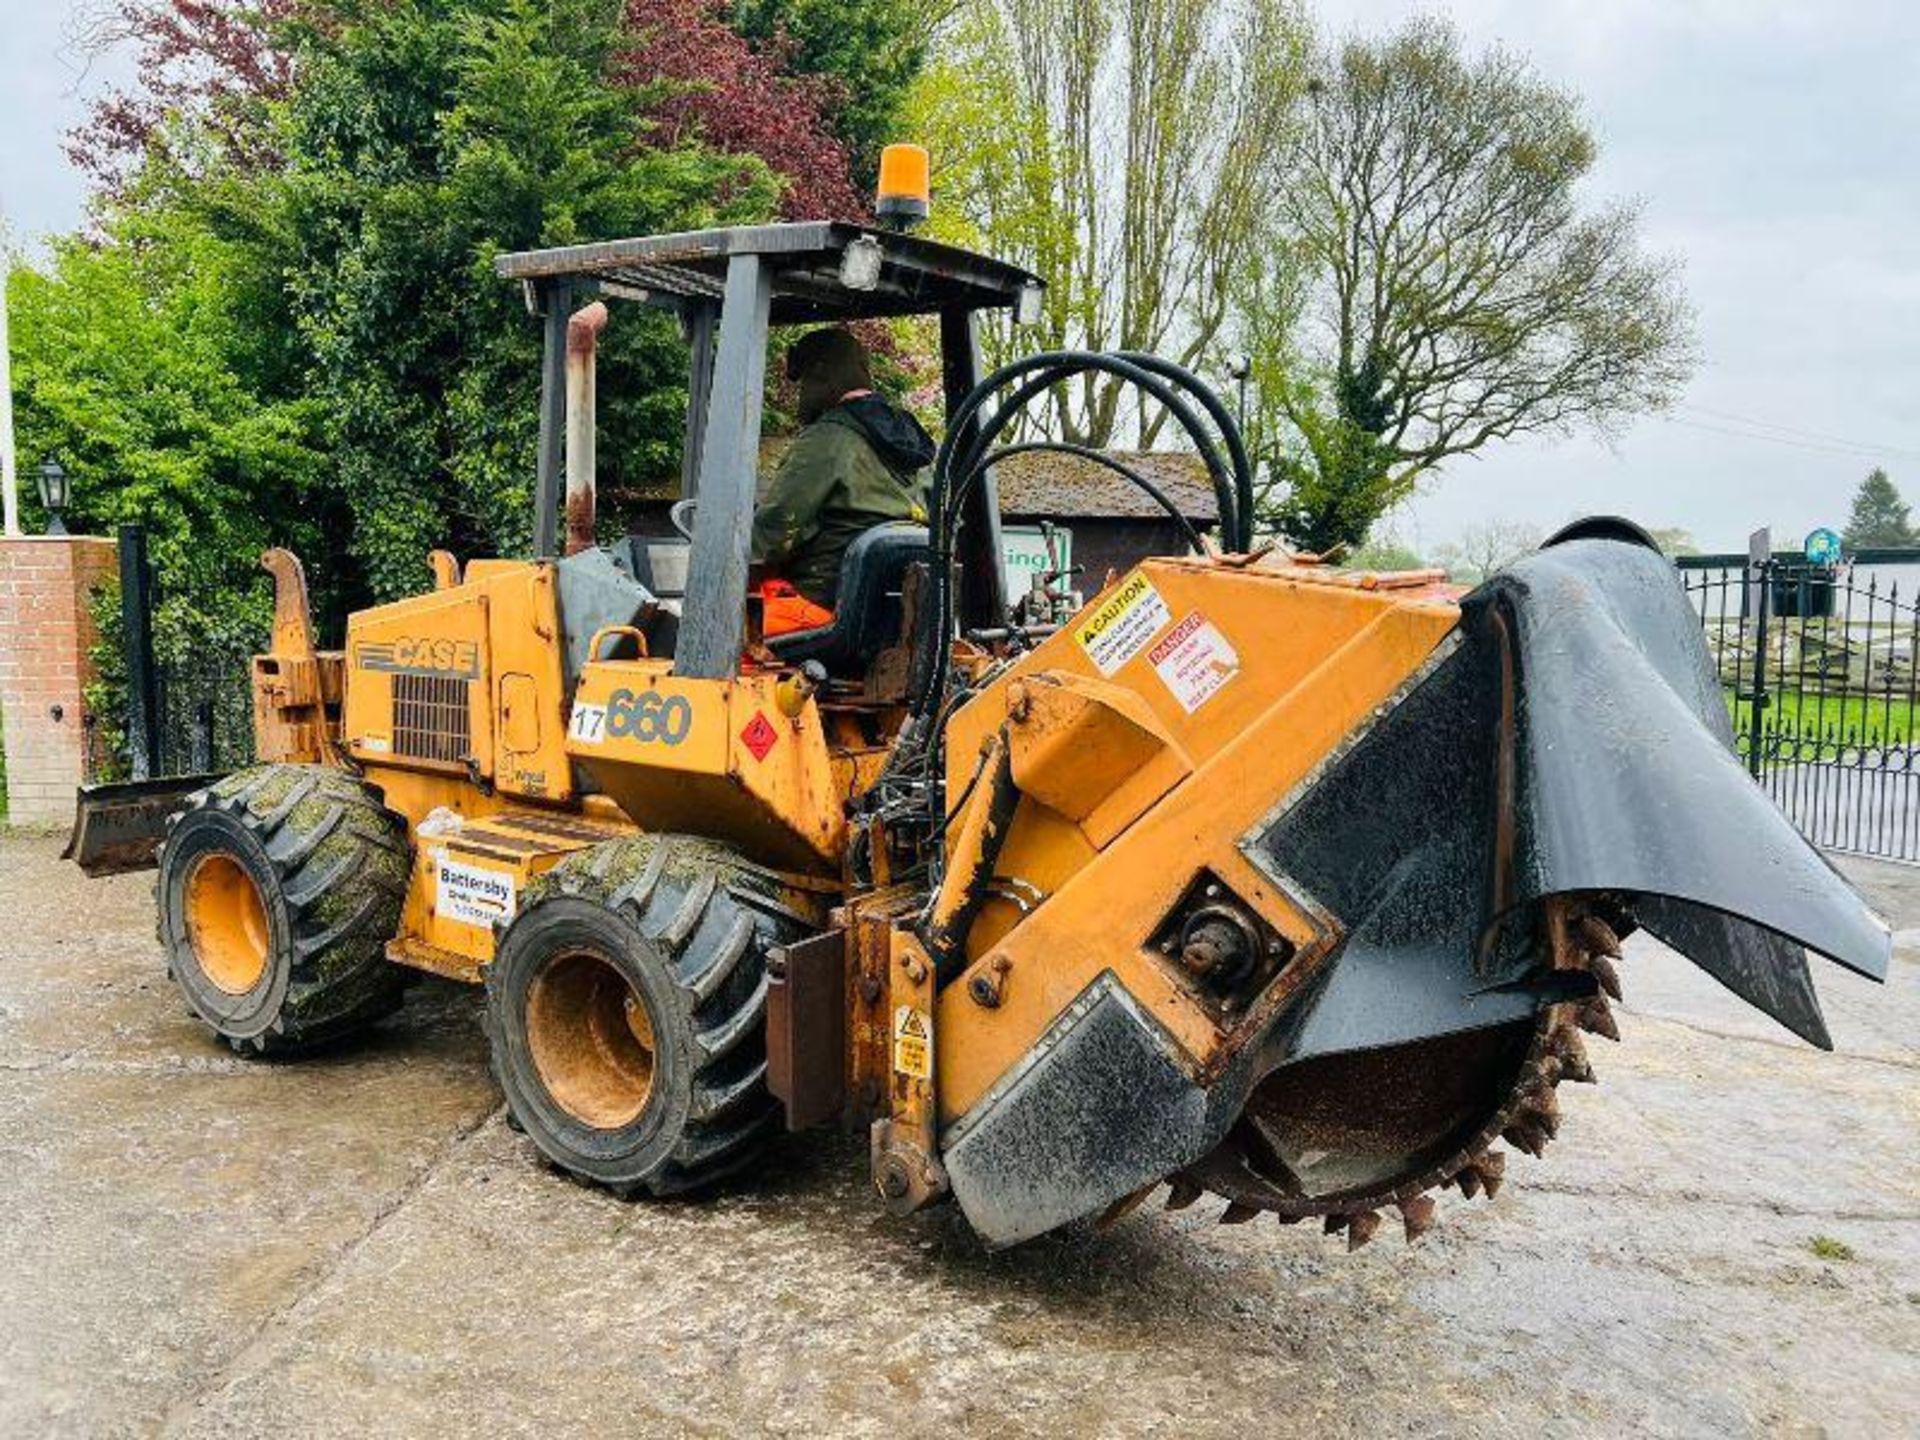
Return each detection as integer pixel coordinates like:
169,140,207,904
0,537,118,826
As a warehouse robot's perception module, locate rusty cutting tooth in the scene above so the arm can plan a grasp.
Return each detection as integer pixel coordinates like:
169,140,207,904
1454,1166,1483,1200
1478,1151,1507,1198
1527,1085,1562,1134
1346,1210,1382,1251
1553,1028,1597,1083
1501,1122,1545,1157
1591,955,1624,1002
1219,1201,1261,1225
1399,1195,1438,1244
1578,913,1623,959
1164,1177,1203,1211
1578,997,1621,1042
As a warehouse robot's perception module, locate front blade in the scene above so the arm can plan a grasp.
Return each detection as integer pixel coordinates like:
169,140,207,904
63,775,220,877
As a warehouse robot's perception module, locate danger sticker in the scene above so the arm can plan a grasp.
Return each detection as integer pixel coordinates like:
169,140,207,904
1074,572,1172,675
1148,611,1239,713
892,1005,932,1080
436,856,517,929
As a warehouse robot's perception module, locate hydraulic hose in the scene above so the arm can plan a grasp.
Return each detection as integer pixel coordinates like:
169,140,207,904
917,350,1246,729
962,442,1208,556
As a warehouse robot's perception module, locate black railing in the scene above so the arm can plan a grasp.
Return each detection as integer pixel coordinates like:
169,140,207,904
1681,552,1920,863
87,524,258,784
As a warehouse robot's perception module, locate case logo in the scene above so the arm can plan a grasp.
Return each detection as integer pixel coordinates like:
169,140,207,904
356,637,481,679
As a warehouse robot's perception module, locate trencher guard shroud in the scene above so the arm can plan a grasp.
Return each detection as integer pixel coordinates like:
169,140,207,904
936,529,1888,1245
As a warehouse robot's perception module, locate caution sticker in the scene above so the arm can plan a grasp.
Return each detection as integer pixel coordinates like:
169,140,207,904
1149,611,1240,713
1074,571,1173,675
436,856,517,929
892,1004,933,1080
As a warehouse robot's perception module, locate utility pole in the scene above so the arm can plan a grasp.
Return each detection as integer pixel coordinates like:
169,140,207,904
1,250,17,537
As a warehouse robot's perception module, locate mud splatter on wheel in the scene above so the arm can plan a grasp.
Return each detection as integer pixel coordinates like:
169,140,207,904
487,835,815,1197
157,765,411,1054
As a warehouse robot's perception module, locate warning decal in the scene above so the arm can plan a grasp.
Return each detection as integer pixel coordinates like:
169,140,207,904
436,856,517,929
740,711,779,762
892,1005,933,1080
1074,572,1172,675
1148,611,1239,713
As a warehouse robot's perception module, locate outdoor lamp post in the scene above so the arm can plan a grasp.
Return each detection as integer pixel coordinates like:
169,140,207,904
36,456,69,536
1225,353,1251,431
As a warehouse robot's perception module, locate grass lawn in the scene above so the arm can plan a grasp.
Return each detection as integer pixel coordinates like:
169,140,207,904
1725,687,1919,744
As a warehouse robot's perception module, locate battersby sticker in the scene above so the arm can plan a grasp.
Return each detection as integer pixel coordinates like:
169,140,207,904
436,856,517,929
1148,611,1240,713
1074,572,1173,675
892,1005,932,1080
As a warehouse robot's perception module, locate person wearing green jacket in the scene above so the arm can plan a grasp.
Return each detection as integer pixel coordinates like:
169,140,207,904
751,327,935,613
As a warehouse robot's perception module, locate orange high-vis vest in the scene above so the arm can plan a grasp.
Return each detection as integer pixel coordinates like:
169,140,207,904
761,578,834,637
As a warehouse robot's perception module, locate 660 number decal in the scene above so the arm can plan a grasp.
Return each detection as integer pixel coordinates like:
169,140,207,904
568,688,693,746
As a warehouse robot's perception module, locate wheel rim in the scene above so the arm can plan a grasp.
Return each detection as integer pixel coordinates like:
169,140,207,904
184,852,271,995
525,949,659,1129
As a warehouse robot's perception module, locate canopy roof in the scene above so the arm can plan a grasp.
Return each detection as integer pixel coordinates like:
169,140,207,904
494,222,1043,325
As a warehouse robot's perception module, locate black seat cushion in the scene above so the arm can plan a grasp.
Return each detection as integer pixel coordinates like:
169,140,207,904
766,523,930,672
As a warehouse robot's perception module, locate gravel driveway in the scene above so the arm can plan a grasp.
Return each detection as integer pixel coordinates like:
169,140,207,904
2,832,1915,1437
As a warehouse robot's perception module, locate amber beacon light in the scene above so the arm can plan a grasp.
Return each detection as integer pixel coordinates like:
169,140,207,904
875,143,931,230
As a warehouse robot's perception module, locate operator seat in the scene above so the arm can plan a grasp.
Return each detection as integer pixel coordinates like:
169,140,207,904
766,523,930,673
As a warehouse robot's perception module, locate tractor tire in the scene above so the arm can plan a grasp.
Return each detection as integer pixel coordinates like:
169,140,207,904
487,835,814,1197
157,764,411,1054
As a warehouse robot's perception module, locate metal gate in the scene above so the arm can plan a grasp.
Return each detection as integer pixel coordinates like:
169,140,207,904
84,525,259,784
1682,551,1920,864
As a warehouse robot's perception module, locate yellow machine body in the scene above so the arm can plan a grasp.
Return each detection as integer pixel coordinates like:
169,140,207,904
932,558,1459,1124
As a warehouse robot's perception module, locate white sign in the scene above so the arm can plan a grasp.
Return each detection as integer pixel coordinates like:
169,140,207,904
1001,525,1073,605
568,702,608,743
436,856,517,929
1074,571,1172,675
1148,611,1239,712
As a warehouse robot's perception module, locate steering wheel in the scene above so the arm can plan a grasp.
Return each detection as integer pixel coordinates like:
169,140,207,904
669,498,698,541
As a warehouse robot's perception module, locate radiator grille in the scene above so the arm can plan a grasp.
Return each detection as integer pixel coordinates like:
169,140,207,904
393,673,471,764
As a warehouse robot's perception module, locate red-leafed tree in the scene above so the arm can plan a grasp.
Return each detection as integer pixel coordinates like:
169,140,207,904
618,0,866,220
67,0,304,187
74,0,867,220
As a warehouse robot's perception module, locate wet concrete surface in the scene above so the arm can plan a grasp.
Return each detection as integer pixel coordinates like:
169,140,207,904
1,832,1914,1437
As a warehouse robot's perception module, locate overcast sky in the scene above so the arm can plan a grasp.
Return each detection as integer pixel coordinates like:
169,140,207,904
4,1,1918,554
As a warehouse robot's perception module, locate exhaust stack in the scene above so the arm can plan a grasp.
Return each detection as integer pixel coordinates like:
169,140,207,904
564,301,609,557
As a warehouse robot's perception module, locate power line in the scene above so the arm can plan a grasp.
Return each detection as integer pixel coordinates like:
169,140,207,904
1663,414,1920,463
1671,404,1920,463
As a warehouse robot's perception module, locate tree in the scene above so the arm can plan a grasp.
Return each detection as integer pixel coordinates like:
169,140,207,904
1431,519,1543,585
620,0,867,220
8,213,329,656
1253,19,1693,552
1646,525,1700,557
1843,468,1916,548
274,0,781,599
908,0,1310,447
729,0,929,175
59,0,894,608
1341,537,1427,571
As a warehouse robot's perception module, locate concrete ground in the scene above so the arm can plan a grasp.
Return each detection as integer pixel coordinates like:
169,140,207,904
1,832,1915,1439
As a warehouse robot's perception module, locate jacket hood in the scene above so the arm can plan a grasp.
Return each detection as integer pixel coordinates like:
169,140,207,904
830,395,937,476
